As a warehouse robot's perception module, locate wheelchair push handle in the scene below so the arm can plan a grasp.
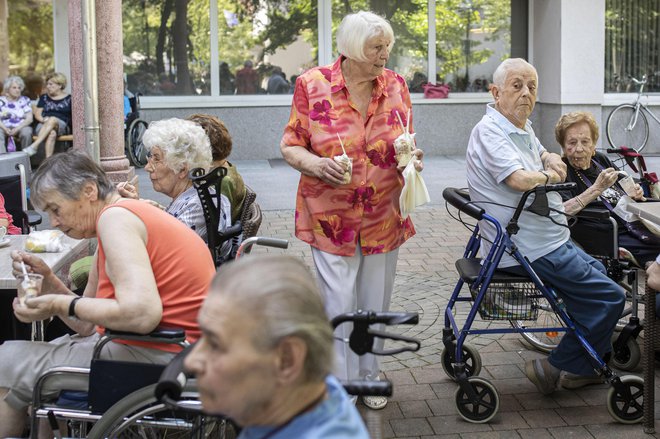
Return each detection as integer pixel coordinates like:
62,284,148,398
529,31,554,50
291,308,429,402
155,344,194,403
331,310,419,328
235,236,289,259
342,380,392,397
332,310,421,356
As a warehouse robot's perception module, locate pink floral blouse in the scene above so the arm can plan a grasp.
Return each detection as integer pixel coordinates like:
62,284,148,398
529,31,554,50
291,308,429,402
281,57,416,257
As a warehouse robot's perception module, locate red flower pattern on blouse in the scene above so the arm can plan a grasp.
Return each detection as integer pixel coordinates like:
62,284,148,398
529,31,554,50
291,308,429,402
366,140,397,169
348,185,378,213
316,215,356,247
309,99,338,127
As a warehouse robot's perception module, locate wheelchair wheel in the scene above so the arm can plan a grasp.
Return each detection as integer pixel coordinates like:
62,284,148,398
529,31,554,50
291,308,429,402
87,383,236,438
606,375,644,424
441,342,482,379
510,299,563,353
610,333,641,371
454,376,499,423
126,119,149,168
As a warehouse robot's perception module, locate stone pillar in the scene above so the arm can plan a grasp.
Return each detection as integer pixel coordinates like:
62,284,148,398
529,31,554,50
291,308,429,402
95,0,134,184
530,0,606,152
68,0,85,151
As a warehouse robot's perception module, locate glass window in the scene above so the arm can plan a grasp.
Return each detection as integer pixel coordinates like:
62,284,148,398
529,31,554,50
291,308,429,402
436,0,511,92
122,0,211,96
5,0,54,99
219,1,318,95
605,0,660,93
331,1,429,93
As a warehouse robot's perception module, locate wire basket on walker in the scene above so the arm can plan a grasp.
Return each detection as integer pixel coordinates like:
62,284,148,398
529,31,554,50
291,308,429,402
441,184,644,425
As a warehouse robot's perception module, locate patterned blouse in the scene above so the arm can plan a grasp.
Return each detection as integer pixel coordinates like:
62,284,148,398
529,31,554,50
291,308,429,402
281,56,416,257
0,96,32,129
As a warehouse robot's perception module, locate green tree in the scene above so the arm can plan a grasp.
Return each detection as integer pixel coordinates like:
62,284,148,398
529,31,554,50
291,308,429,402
7,0,53,76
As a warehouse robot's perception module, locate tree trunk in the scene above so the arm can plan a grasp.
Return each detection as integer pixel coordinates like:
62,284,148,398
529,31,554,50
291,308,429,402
0,0,8,80
173,0,192,94
156,0,174,76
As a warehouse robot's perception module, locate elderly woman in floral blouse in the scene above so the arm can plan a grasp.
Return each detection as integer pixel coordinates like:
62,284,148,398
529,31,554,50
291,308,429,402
280,10,423,411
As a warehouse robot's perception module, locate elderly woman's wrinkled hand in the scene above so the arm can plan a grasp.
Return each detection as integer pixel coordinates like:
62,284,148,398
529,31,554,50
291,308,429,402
593,167,618,192
314,157,347,186
11,250,52,280
631,183,645,201
412,148,424,172
117,180,139,200
13,294,65,323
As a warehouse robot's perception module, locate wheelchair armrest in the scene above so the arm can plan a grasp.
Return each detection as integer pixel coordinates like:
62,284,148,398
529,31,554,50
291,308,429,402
104,326,186,341
95,327,188,359
576,206,610,220
27,210,42,226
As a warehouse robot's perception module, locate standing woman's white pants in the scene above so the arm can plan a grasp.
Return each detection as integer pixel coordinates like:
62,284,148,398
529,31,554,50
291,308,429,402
312,244,399,381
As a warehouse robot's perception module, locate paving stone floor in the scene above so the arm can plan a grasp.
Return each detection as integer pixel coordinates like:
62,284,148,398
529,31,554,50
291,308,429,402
251,207,660,439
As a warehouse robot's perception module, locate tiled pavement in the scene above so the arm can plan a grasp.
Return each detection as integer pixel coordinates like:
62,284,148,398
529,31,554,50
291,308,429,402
244,207,660,439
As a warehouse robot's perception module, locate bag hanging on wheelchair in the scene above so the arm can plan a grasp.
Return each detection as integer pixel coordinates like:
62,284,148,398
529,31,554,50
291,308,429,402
641,171,660,199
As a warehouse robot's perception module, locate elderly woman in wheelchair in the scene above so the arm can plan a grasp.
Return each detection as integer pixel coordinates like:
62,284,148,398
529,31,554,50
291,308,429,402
0,151,215,437
556,111,659,268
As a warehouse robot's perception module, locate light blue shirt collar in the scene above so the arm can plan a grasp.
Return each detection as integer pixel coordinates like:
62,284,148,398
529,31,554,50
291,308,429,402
486,103,533,136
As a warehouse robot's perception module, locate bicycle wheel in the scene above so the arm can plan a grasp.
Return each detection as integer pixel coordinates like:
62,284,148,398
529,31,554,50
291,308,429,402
87,383,236,438
126,119,149,168
606,104,649,152
510,299,564,353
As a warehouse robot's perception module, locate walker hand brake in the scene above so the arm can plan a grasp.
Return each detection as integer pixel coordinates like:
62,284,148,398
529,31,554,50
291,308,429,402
365,329,421,355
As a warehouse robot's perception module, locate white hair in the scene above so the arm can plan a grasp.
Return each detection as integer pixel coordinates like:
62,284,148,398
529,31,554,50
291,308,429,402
3,76,25,92
492,58,537,87
336,11,394,63
142,118,212,173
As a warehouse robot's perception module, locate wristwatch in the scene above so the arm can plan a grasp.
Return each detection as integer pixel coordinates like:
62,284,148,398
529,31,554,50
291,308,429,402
68,296,82,320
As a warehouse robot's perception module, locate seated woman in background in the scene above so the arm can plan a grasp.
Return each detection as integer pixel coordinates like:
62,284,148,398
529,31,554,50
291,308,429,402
187,113,246,224
555,111,659,267
117,118,233,259
23,72,72,158
0,76,33,153
0,192,22,235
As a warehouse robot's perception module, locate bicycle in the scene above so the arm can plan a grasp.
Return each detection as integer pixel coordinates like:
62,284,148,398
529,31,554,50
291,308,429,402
606,73,660,152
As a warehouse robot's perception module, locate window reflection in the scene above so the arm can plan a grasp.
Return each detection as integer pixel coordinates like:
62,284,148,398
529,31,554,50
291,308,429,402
331,1,429,92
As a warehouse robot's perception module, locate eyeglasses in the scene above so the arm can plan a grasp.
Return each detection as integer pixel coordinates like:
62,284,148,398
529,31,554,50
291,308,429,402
145,150,165,166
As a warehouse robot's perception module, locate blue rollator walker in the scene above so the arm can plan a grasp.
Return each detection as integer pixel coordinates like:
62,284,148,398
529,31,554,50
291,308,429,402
441,184,644,424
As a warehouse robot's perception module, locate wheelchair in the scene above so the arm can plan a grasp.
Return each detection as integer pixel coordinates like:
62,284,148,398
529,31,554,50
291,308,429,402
441,184,643,424
190,166,262,267
124,93,149,168
28,237,289,438
29,306,420,437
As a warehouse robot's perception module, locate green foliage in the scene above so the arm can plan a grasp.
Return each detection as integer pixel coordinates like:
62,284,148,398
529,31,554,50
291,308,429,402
7,0,53,76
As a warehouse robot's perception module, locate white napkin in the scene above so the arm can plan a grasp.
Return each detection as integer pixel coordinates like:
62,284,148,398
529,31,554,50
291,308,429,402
399,160,430,218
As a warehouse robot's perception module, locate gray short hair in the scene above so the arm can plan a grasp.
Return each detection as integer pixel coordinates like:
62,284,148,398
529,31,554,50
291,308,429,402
30,150,117,209
142,118,212,173
3,76,25,92
210,255,334,383
492,58,537,88
336,11,395,63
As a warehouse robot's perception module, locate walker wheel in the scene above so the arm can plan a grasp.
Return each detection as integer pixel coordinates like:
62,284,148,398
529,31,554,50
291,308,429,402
454,376,499,423
611,333,641,371
607,375,643,424
441,342,482,380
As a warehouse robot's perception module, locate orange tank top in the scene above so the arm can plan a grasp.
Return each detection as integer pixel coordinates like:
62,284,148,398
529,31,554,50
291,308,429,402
95,199,215,352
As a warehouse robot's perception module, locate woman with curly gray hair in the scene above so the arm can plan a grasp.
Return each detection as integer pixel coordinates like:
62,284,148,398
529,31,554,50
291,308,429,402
0,76,33,152
118,118,231,255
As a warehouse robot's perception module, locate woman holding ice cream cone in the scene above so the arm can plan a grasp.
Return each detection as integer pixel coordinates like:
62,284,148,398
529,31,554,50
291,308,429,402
280,10,423,410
